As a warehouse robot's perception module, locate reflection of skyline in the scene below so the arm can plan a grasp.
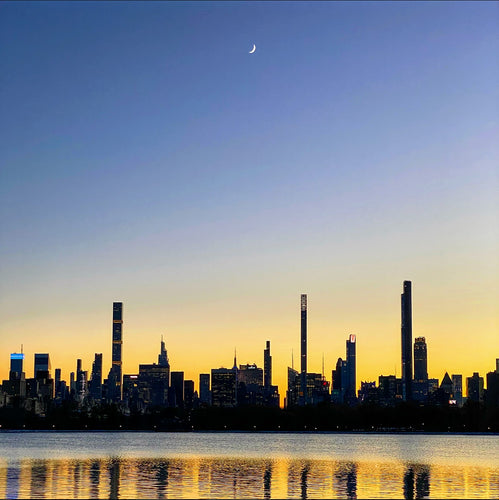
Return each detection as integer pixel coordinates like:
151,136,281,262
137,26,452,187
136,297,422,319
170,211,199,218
1,457,498,499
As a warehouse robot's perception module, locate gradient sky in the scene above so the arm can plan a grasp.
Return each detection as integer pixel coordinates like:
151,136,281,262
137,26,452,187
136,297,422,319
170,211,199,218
1,1,498,403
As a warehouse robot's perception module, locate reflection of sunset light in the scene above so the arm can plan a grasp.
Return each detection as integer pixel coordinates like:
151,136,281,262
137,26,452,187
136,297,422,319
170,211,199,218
0,457,498,499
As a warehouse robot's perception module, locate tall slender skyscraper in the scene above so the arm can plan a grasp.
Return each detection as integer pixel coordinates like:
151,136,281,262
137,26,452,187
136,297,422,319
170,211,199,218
300,294,307,406
264,340,272,388
109,301,123,401
346,334,356,403
401,281,413,401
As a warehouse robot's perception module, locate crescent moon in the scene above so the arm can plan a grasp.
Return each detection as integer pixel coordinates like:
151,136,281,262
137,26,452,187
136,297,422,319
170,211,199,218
249,44,256,54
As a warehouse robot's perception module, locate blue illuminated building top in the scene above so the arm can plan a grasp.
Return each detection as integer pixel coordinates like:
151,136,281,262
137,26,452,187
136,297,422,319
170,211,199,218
11,353,24,360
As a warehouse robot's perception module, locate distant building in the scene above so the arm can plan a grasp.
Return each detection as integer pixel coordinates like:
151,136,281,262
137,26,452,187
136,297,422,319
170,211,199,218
170,371,184,408
401,280,413,401
467,372,484,403
345,334,357,404
199,373,211,406
286,367,300,408
211,368,236,407
300,294,307,406
10,353,24,380
378,375,399,406
184,380,195,410
413,337,428,402
89,353,103,402
358,381,378,404
451,374,463,406
486,371,499,408
331,357,344,404
106,302,123,402
34,353,51,379
138,363,170,407
263,341,272,388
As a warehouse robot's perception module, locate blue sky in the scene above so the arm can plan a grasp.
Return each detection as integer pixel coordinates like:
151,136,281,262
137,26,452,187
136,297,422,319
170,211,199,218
1,2,498,389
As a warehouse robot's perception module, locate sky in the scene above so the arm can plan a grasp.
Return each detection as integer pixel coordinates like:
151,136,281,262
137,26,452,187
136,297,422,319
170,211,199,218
1,1,498,403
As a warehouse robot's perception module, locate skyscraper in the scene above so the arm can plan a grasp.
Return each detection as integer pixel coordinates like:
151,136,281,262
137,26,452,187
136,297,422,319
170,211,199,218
264,340,272,388
413,337,428,402
300,294,307,406
170,371,184,408
158,336,169,368
199,373,211,406
401,281,413,401
451,374,463,406
34,353,51,379
109,302,123,401
89,353,103,401
345,334,356,404
9,353,24,380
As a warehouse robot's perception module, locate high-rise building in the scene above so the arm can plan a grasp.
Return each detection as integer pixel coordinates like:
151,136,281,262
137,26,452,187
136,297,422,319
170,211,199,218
158,337,169,368
345,334,356,404
170,371,184,408
496,359,499,373
9,353,24,380
451,374,463,406
264,341,272,388
286,367,300,408
34,353,51,379
107,302,123,402
184,380,195,410
300,294,307,406
89,353,103,401
331,357,343,404
466,372,484,402
199,373,211,406
486,370,499,408
401,280,413,401
138,363,169,407
238,364,263,386
211,368,236,407
413,337,428,402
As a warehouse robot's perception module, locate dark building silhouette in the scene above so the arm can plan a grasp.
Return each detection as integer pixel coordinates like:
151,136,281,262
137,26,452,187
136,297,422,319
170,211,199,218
467,372,484,402
300,294,307,406
358,381,378,404
158,336,169,368
34,353,51,379
211,368,236,407
184,379,194,410
89,353,103,402
331,357,344,404
451,374,463,406
378,375,400,406
106,302,123,402
286,367,300,408
413,337,428,402
486,370,499,408
264,341,272,388
199,373,211,405
401,280,413,401
170,371,184,408
345,334,357,404
138,363,169,407
10,353,24,379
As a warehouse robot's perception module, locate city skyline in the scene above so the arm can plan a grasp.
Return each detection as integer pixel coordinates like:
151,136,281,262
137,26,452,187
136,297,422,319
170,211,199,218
1,283,497,407
1,2,498,402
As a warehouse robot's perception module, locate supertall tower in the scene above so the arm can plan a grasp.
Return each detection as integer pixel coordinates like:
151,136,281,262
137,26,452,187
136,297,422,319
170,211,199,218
264,340,272,388
300,294,307,406
346,334,357,403
112,301,123,400
401,281,412,401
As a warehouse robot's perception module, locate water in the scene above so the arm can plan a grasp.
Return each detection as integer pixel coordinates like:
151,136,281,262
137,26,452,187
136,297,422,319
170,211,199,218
0,431,498,498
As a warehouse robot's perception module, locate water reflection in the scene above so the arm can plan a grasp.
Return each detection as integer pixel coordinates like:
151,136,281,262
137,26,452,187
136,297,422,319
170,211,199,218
0,457,497,499
403,464,430,499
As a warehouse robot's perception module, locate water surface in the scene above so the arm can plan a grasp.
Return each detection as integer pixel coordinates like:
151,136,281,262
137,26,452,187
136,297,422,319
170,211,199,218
0,431,498,498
